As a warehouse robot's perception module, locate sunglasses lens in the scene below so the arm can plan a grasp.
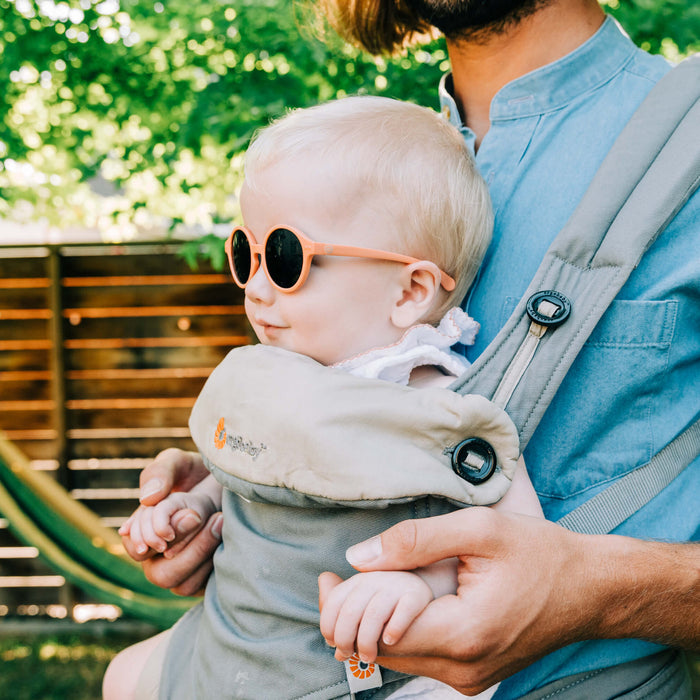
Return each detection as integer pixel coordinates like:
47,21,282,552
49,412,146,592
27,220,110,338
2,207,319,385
231,229,252,285
265,228,303,289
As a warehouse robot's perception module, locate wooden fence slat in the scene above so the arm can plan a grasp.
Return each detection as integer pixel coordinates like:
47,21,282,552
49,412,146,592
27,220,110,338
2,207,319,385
64,335,249,349
0,279,50,289
66,398,196,410
62,304,244,318
62,274,230,286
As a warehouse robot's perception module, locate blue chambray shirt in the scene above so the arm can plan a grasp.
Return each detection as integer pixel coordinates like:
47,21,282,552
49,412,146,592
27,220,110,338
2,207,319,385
439,16,700,698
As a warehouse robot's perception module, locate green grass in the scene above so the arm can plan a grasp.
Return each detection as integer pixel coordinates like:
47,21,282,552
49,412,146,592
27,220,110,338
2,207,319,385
691,653,700,699
0,630,151,700
0,630,698,699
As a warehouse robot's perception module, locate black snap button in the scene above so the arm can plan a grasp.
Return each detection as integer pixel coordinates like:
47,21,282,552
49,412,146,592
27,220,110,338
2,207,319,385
450,438,497,485
526,290,571,327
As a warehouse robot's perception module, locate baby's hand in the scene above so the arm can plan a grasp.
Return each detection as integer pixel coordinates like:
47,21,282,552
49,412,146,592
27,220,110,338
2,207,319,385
319,571,433,664
119,492,218,557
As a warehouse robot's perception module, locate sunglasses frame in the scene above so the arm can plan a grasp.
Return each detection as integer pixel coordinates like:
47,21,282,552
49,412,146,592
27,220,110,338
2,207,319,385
225,225,456,294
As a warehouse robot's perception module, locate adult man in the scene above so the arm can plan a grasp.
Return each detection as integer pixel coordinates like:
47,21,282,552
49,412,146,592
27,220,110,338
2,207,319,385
126,0,699,697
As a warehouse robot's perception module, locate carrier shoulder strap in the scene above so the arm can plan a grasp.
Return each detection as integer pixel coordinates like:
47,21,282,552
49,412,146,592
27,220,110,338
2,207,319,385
452,55,700,532
453,54,700,446
556,417,700,534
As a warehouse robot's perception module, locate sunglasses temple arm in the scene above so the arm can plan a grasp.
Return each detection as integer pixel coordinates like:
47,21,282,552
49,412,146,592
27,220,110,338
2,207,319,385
312,243,455,291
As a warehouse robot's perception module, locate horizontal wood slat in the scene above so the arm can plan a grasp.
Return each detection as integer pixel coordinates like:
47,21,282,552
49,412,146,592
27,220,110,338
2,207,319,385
64,335,248,349
66,398,196,410
0,371,53,381
0,339,52,351
0,278,50,289
62,273,229,287
62,304,244,318
67,367,212,380
0,309,52,320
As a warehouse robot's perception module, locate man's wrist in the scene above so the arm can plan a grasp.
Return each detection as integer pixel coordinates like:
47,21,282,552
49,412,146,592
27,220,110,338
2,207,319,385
581,534,700,650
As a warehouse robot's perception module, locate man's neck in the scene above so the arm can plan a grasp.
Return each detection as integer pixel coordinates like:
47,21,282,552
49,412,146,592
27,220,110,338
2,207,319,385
446,0,605,146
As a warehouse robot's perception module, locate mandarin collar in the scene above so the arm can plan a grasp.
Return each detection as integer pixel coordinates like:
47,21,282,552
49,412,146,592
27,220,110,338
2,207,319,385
439,16,638,126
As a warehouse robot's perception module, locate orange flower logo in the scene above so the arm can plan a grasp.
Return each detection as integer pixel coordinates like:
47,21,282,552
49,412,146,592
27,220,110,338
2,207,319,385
347,653,376,679
214,418,226,449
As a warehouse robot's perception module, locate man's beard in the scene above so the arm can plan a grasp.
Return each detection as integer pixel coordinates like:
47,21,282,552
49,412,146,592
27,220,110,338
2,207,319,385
404,0,551,41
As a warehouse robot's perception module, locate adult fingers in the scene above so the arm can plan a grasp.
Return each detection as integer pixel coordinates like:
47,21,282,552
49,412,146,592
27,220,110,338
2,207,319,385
374,653,497,697
139,449,204,506
373,596,503,695
160,508,207,557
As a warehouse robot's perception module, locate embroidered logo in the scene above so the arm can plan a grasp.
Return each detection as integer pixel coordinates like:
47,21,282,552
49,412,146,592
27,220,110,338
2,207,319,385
213,418,267,460
344,653,382,691
214,418,226,449
348,653,377,679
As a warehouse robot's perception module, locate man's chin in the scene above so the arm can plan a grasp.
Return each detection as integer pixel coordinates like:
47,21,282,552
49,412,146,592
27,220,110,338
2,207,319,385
404,0,551,40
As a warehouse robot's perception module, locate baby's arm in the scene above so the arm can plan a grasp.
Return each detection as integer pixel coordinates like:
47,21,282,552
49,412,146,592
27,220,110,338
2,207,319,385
319,558,457,663
493,456,544,518
119,474,223,556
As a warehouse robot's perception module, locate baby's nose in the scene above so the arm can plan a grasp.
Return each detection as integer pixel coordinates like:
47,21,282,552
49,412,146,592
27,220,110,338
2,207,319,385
244,265,275,304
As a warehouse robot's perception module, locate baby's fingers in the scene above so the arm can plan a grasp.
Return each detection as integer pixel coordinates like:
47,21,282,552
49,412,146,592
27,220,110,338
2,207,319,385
150,501,179,543
118,511,135,537
354,592,401,663
135,507,169,554
319,574,352,646
379,587,433,647
127,514,149,556
329,583,383,661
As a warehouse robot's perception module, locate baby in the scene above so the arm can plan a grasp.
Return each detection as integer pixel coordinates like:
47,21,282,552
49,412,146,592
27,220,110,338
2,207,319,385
106,95,542,700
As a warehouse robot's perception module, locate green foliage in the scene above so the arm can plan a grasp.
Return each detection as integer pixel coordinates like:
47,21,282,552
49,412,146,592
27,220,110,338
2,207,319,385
603,0,700,58
0,0,696,245
0,0,446,241
0,631,149,700
180,232,228,271
3,633,700,700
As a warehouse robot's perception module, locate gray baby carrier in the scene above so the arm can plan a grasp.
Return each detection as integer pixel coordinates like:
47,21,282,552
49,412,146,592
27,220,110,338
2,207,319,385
166,56,699,700
453,54,700,534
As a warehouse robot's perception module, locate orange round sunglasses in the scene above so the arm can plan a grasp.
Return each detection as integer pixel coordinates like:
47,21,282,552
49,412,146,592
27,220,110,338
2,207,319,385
225,225,456,294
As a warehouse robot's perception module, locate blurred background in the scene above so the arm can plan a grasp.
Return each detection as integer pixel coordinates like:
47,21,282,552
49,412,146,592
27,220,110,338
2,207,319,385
0,0,698,697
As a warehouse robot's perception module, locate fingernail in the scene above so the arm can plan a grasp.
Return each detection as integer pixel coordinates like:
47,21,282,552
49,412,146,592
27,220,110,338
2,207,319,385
136,543,148,555
175,512,202,534
210,513,223,539
383,633,395,646
140,478,163,501
346,536,382,567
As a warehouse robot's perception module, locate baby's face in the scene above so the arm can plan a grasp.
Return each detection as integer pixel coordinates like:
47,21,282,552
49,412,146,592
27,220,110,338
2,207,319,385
239,160,408,366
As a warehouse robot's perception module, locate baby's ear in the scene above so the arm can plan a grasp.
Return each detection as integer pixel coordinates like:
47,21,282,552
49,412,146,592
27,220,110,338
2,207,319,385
390,261,442,329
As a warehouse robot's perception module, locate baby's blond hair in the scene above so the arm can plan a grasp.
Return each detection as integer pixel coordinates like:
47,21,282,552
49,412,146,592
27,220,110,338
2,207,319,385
244,95,492,322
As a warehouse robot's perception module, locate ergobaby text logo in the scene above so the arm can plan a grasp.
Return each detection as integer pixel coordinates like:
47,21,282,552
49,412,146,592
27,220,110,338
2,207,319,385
214,417,267,460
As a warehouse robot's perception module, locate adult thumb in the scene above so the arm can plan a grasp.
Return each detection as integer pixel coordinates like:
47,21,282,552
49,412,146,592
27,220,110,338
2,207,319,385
345,507,498,572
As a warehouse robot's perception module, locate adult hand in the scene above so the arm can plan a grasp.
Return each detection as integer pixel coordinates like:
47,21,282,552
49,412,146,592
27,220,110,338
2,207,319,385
120,448,222,596
320,508,700,695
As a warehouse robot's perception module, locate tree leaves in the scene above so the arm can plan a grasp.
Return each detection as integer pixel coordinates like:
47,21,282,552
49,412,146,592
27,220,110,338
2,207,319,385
1,0,696,245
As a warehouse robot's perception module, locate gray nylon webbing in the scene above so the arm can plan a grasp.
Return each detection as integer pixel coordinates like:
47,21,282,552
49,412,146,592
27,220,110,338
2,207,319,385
452,55,700,451
557,418,700,534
